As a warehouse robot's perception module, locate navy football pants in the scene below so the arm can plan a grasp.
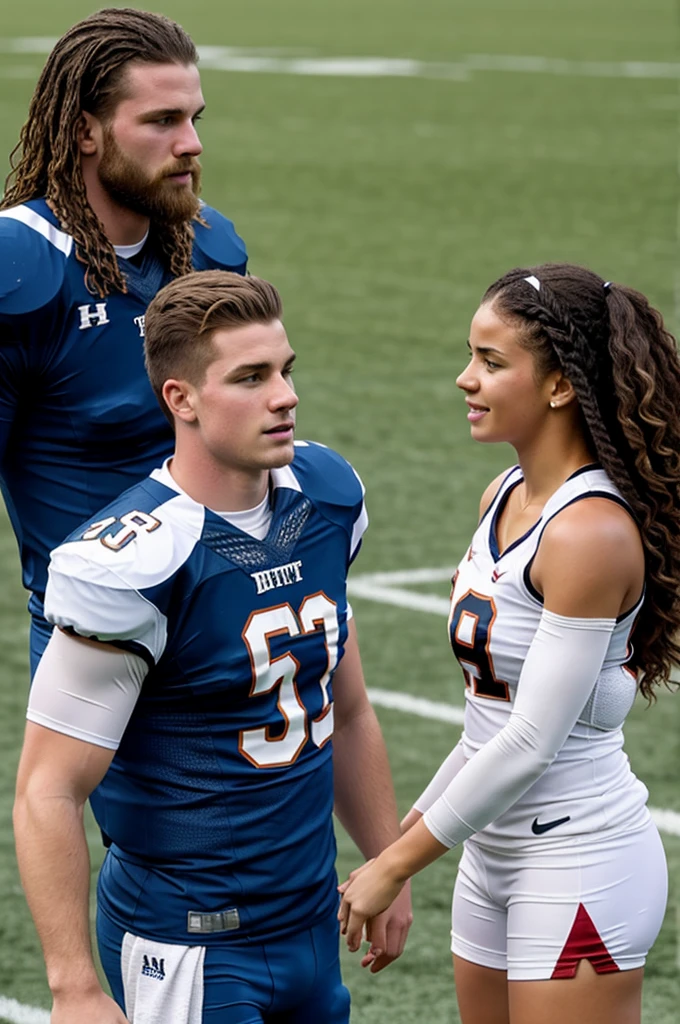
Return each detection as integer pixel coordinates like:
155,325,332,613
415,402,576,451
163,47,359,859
98,904,351,1024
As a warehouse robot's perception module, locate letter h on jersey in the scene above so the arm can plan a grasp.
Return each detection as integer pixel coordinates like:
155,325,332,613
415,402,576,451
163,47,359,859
78,303,110,330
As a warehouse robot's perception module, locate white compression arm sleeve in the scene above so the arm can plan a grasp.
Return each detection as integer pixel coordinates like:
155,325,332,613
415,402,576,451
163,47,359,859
413,740,467,814
423,610,616,848
27,628,148,750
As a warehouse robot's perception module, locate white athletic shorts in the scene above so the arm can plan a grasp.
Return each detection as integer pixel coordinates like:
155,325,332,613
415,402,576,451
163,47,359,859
451,819,668,981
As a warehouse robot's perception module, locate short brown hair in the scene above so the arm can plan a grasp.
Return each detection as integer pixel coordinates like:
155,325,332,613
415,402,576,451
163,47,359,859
144,270,283,419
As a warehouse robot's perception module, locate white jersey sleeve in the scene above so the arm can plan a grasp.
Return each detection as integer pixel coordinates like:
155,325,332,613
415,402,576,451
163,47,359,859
424,611,616,847
45,549,168,663
43,484,205,663
27,628,148,750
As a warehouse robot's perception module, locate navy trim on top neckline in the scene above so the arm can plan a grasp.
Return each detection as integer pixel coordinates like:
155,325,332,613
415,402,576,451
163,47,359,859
489,479,542,562
565,463,601,481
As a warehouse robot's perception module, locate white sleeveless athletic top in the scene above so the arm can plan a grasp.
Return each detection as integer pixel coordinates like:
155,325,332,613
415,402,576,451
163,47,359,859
448,464,650,848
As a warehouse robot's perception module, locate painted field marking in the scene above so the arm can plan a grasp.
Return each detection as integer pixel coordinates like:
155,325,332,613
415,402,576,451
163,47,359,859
0,40,678,81
349,567,453,616
0,996,49,1024
350,567,680,839
367,687,464,725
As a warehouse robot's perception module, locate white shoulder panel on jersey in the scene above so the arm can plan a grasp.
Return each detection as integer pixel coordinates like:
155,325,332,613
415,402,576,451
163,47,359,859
270,463,302,492
45,561,167,661
0,205,73,256
57,490,205,589
45,491,205,662
0,205,72,314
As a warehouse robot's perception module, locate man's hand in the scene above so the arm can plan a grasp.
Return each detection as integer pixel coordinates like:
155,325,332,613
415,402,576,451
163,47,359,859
51,990,130,1024
359,881,413,972
338,853,410,965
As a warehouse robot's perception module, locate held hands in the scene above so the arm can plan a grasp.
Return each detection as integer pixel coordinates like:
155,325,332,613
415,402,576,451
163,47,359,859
338,855,412,971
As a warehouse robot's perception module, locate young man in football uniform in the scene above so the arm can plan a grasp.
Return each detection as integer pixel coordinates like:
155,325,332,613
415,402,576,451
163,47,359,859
14,271,412,1024
0,9,247,674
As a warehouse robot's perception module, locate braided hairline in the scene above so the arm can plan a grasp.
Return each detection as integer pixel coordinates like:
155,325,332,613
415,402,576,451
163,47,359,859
490,273,680,696
529,282,677,519
516,280,642,513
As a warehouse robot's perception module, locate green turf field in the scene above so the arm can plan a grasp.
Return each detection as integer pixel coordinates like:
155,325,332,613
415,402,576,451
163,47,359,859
0,1,678,1021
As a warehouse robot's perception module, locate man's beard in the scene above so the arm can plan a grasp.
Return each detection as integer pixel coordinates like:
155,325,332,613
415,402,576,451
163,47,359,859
97,127,202,225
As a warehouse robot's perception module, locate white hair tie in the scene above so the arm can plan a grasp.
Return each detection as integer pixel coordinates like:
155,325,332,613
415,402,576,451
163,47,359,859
524,275,541,291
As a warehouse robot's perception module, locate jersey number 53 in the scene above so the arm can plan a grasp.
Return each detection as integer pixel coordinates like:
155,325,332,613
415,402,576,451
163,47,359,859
240,594,339,768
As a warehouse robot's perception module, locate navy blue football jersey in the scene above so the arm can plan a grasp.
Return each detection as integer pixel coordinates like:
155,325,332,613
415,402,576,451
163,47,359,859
0,198,247,603
44,442,367,944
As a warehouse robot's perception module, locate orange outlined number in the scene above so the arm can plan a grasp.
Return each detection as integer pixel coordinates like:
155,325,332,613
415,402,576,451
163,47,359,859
449,589,510,701
239,594,339,768
82,510,161,551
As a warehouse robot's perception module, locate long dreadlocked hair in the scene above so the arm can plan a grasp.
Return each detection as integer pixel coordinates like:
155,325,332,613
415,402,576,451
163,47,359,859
483,262,680,699
1,8,199,298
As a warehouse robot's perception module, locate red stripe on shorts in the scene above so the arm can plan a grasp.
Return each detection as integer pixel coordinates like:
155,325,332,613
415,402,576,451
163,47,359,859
551,903,620,979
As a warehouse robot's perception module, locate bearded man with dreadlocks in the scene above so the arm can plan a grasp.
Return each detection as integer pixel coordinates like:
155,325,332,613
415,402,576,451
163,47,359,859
338,264,680,1024
0,9,247,676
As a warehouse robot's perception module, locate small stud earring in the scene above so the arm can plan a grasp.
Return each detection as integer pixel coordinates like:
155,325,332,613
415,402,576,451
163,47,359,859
550,401,556,408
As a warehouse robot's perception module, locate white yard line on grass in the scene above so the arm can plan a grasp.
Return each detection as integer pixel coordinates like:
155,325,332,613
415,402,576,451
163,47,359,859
0,40,678,82
348,566,454,616
367,686,465,725
0,996,49,1024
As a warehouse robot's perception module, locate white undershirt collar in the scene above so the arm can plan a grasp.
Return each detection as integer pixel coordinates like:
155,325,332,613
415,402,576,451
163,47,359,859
153,459,273,541
114,229,150,260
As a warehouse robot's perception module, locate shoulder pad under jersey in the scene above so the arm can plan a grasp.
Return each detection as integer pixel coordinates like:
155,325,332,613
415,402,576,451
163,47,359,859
45,479,206,657
55,477,205,592
0,205,70,314
285,441,365,509
192,204,248,273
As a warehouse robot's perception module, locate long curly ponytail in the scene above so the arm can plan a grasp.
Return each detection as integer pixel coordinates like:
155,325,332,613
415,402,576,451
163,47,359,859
483,263,680,698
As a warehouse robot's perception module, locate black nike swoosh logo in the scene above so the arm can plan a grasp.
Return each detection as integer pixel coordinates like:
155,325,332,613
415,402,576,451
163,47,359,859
531,815,571,835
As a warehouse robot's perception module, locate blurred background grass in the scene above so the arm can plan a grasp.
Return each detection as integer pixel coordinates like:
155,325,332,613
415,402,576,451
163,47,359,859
0,1,678,1020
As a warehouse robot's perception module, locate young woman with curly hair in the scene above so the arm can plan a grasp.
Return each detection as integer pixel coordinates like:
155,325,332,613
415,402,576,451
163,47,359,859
339,263,679,1024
